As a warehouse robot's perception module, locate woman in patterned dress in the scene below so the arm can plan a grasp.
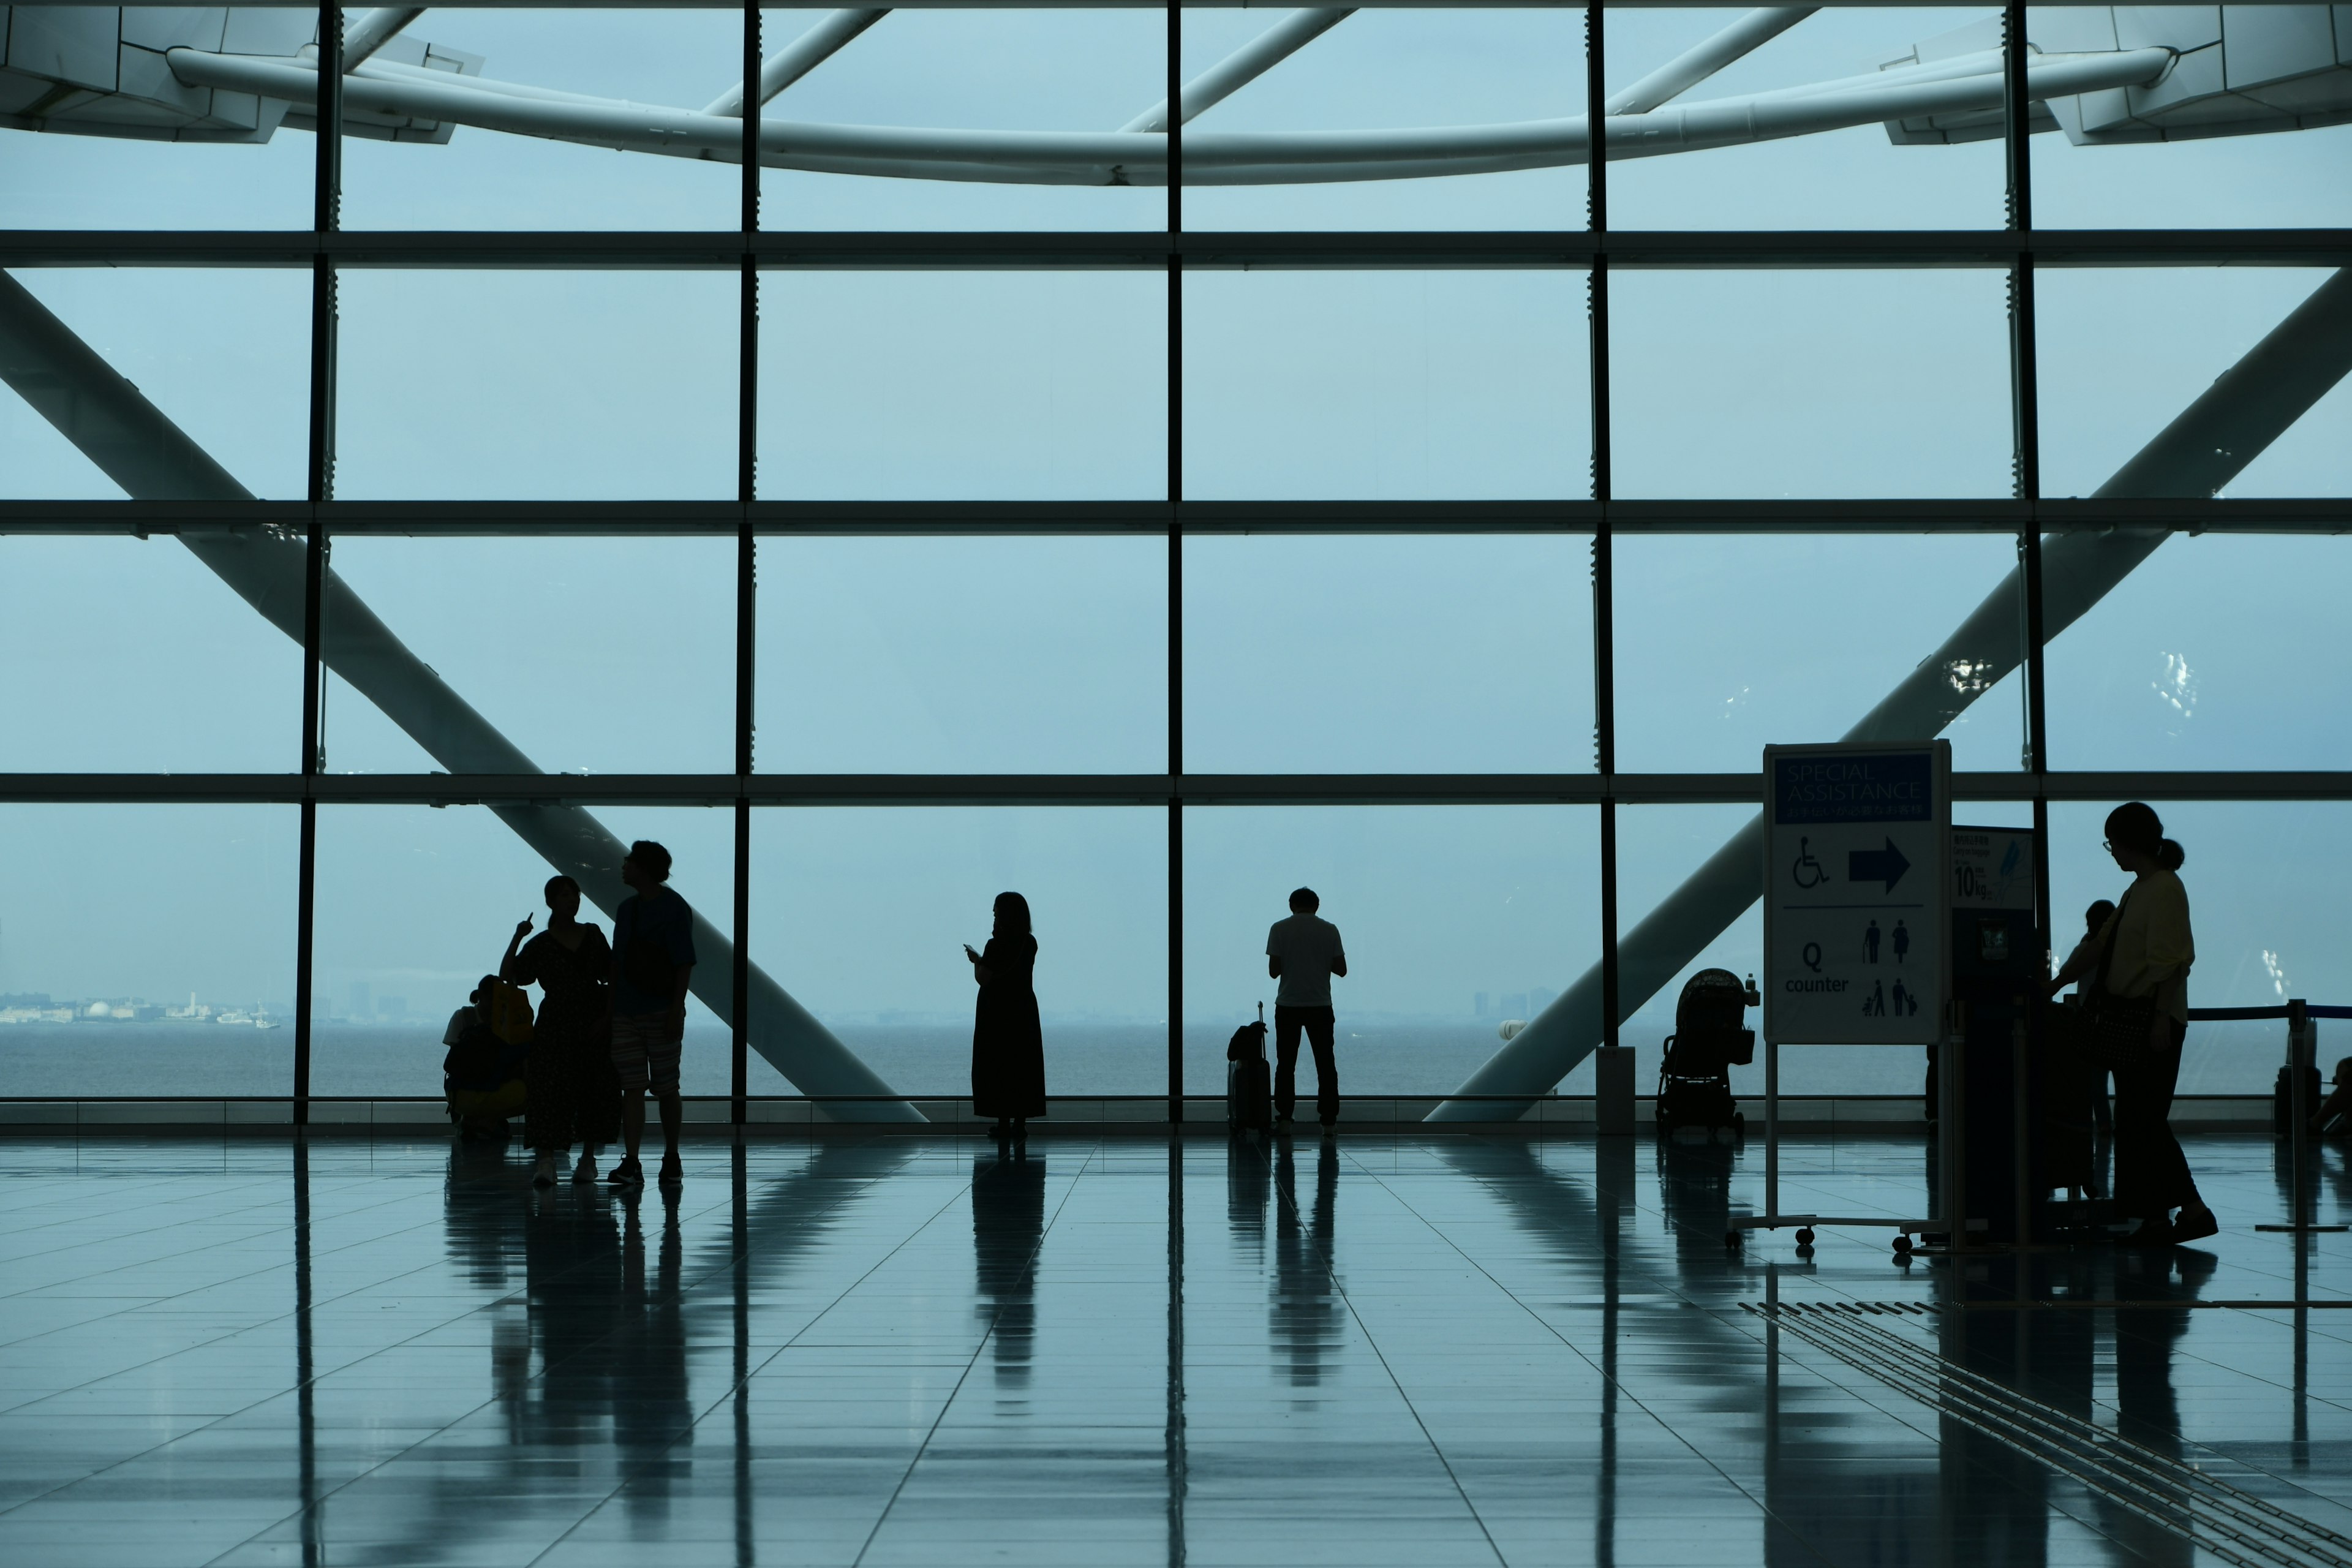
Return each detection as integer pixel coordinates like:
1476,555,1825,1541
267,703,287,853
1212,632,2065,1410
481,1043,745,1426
502,875,620,1187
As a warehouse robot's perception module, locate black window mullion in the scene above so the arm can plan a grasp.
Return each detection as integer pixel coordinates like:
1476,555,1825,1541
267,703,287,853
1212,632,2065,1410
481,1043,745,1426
1586,3,1619,1056
733,0,761,1127
294,2,344,1123
1166,0,1185,1123
2003,1,2054,960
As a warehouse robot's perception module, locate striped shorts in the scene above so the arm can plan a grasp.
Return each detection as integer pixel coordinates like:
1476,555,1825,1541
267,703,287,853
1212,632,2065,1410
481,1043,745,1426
609,1012,683,1094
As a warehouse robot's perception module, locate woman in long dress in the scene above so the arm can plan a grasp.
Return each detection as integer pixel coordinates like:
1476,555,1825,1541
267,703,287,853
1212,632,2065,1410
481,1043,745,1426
965,891,1046,1137
503,874,621,1186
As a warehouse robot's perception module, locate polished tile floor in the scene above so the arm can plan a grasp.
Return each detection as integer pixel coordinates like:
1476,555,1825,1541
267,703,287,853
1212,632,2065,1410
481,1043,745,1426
1,1127,2348,1567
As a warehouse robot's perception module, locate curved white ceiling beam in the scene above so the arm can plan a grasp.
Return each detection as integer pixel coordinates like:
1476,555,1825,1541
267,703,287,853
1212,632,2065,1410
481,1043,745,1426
168,45,2171,186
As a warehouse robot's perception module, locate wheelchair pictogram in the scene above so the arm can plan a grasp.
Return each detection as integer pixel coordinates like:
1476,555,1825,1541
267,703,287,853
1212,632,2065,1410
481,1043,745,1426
1790,835,1829,889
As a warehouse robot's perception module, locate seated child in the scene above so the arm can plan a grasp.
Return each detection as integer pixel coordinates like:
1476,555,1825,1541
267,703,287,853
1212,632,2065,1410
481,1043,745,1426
444,975,529,1142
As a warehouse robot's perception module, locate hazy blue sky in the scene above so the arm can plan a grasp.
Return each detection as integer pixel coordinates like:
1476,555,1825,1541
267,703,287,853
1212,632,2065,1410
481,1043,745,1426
4,7,2350,1098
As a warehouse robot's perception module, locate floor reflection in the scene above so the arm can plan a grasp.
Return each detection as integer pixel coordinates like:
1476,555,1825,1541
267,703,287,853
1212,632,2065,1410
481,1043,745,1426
12,1131,2328,1567
1272,1131,1341,1390
972,1139,1046,1390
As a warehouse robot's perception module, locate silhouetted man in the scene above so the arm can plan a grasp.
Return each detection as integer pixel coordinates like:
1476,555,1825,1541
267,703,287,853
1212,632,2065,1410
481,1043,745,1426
609,840,695,1191
1267,887,1348,1131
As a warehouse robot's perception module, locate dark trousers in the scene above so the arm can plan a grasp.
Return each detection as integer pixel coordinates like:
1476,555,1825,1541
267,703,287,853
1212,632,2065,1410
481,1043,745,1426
2114,1017,2200,1219
1274,1006,1339,1124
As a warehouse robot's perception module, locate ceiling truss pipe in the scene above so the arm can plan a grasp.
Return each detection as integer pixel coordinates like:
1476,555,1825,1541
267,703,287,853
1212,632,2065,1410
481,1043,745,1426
1122,6,1355,134
1604,6,1819,116
0,268,924,1125
1428,266,2352,1122
341,8,426,72
703,8,889,118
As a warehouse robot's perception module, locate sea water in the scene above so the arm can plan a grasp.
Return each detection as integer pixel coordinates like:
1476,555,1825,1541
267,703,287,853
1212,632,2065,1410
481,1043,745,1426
0,1018,2304,1101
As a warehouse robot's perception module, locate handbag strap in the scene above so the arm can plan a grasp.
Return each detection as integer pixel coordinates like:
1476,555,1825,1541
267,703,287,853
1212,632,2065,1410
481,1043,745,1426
2087,885,2134,1001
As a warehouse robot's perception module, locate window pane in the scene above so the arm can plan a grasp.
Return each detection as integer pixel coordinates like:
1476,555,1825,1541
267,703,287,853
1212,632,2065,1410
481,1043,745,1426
1605,6,2004,230
752,807,1167,1097
1614,535,2024,775
1610,271,2011,499
756,537,1165,773
1180,7,1587,232
1185,271,1589,500
312,804,735,1096
2049,801,2352,1094
322,537,737,775
339,9,739,230
0,270,310,500
1181,805,1598,1096
2046,536,2352,772
2037,269,2352,500
0,805,297,1096
759,7,1165,232
1183,535,1596,774
758,273,1165,500
336,271,737,500
2027,4,2352,230
1,536,302,773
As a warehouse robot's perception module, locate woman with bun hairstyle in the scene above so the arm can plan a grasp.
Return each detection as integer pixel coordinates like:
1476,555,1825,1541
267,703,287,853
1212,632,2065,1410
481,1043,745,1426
2051,802,2216,1245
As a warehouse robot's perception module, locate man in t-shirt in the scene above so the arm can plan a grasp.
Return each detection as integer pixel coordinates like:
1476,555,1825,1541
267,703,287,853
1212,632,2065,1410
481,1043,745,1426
1266,887,1348,1131
609,839,696,1189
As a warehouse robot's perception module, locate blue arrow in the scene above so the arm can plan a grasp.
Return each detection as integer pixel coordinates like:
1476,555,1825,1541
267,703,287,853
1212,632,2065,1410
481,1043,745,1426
1847,838,1911,892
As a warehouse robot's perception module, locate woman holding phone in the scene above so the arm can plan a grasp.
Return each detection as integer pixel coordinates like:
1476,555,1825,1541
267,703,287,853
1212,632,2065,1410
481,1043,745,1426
967,891,1045,1139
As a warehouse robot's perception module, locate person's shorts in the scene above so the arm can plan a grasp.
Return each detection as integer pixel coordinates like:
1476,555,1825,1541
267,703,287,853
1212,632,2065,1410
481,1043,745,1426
610,1012,683,1095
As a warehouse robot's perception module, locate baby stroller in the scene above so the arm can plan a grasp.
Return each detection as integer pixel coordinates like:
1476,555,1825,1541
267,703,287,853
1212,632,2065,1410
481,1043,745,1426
1655,969,1757,1134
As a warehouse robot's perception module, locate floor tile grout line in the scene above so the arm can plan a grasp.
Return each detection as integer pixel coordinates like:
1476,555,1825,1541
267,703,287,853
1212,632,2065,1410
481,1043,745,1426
189,1140,914,1568
0,1174,445,1314
522,1140,1020,1568
1348,1139,1841,1568
1268,1139,1510,1568
847,1140,1102,1568
0,1191,474,1407
7,1144,867,1543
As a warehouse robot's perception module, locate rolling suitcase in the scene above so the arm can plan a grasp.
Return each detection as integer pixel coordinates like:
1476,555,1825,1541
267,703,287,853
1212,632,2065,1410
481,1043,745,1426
1227,1003,1272,1132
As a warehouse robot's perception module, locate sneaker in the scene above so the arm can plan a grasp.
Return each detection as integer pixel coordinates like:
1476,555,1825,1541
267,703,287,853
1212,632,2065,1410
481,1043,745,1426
2169,1204,2218,1245
606,1157,644,1189
658,1154,684,1188
572,1153,598,1185
532,1155,558,1188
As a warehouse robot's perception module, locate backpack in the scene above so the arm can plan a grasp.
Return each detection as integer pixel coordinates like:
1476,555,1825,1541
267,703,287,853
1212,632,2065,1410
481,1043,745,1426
487,980,535,1046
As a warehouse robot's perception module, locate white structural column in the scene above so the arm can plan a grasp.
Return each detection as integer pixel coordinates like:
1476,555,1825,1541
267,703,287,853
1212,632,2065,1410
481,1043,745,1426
1428,268,2352,1120
703,9,888,118
0,270,924,1124
1604,6,1818,116
1121,7,1355,132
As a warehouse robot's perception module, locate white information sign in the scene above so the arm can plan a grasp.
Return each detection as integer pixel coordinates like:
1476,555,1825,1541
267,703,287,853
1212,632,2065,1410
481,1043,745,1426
1763,741,1950,1046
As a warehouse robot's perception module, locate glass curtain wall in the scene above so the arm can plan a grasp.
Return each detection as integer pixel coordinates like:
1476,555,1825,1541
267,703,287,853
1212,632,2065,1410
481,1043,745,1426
2,3,2346,1110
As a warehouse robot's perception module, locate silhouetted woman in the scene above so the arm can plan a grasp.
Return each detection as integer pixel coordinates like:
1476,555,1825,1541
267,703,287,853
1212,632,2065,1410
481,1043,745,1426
503,874,620,1188
965,891,1045,1137
2051,804,2216,1246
